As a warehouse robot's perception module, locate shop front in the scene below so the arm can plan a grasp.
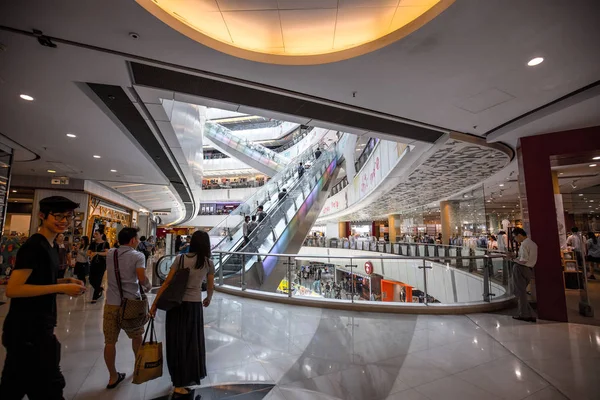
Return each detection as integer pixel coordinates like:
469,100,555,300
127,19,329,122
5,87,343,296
88,197,133,246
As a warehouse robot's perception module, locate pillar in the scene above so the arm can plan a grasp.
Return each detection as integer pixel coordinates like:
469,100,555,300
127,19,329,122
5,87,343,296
552,171,568,249
338,222,349,238
388,214,400,243
440,201,461,245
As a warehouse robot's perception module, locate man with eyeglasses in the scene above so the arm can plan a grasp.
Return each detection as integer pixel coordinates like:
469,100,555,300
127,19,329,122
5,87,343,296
0,196,87,399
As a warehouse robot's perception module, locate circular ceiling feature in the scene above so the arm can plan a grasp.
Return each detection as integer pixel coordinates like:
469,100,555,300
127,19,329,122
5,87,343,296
136,0,455,65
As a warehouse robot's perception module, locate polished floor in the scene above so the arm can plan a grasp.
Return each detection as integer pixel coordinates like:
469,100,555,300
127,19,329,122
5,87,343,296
0,289,599,400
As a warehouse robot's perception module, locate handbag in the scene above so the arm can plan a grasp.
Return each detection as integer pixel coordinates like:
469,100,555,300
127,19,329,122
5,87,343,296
133,318,163,384
114,250,150,330
156,255,190,311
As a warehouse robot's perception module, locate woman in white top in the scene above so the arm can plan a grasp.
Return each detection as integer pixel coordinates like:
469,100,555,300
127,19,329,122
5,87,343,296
74,236,90,286
150,231,215,398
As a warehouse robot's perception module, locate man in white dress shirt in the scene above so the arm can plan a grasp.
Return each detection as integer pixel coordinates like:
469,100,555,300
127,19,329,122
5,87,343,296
512,228,538,322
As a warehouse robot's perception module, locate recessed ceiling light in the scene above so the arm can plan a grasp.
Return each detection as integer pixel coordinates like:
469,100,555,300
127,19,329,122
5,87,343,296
499,184,504,187
559,172,564,175
110,169,117,173
19,94,34,101
93,155,101,159
66,133,77,138
590,164,597,167
527,57,544,66
12,190,17,193
579,194,584,196
594,156,600,161
47,169,56,173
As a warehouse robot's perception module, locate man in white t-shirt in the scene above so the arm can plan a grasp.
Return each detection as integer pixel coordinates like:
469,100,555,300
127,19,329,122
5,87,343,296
512,228,538,322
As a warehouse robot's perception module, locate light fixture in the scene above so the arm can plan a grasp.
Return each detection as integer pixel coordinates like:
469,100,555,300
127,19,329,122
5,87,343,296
110,169,117,173
12,189,17,193
579,194,584,196
559,172,564,175
19,94,34,101
590,164,597,167
499,184,504,187
137,0,452,65
66,133,77,138
527,57,544,66
93,155,101,159
47,169,56,173
594,156,600,161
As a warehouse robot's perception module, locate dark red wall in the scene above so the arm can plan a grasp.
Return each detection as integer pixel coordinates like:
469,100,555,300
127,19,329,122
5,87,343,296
518,126,600,322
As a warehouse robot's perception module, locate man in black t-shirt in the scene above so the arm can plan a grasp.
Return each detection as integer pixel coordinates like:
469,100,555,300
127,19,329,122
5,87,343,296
0,196,87,400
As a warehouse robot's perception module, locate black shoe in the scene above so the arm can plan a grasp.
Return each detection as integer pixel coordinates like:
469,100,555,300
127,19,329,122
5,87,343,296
106,372,126,389
512,316,536,323
588,275,596,280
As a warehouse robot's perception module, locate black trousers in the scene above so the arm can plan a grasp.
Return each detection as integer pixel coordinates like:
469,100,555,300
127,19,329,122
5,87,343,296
74,262,89,286
0,329,65,399
89,263,106,300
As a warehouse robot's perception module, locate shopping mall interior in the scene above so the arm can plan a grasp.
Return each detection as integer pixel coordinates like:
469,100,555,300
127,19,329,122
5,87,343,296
1,0,600,399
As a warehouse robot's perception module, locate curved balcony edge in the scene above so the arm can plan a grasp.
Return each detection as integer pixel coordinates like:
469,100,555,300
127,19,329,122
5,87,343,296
214,285,516,315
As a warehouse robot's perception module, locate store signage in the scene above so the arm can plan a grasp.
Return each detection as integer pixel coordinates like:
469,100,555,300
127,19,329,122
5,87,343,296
51,177,69,185
364,261,373,275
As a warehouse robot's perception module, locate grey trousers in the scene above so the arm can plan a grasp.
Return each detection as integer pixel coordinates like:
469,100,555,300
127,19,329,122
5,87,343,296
513,263,536,318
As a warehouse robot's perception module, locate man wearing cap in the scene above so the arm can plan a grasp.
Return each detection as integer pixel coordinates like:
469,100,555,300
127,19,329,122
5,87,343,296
0,196,87,399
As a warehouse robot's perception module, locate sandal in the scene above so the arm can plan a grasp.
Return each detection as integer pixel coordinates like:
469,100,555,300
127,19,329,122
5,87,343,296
106,372,126,389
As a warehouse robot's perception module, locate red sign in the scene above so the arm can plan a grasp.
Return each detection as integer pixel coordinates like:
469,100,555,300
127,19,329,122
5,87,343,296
364,261,373,275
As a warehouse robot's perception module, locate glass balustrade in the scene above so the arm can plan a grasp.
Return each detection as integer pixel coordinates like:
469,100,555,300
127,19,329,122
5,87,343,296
155,233,512,307
204,122,290,171
205,142,329,270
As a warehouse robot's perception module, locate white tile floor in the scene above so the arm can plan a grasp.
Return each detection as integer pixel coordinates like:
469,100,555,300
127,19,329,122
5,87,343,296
0,291,599,399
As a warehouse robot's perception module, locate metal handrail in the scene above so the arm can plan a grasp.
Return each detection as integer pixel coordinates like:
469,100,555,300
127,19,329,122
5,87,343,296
212,250,507,261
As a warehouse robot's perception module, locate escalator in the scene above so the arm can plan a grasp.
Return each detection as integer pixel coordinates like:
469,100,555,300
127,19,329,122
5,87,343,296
156,140,342,291
204,121,290,177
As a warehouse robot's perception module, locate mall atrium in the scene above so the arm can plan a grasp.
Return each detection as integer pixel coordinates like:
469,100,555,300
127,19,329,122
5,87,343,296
0,1,600,399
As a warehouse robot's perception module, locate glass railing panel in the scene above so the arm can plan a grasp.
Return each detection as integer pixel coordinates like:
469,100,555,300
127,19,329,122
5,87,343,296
207,142,322,256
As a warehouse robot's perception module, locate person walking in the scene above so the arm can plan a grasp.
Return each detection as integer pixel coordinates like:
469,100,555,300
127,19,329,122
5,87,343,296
55,233,71,279
586,232,599,280
137,235,152,263
511,228,538,322
567,227,583,267
0,196,86,399
150,231,215,398
89,230,110,304
103,227,151,389
74,236,90,286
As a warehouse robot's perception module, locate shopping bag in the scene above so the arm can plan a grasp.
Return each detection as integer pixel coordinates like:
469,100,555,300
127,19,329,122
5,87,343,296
133,318,163,384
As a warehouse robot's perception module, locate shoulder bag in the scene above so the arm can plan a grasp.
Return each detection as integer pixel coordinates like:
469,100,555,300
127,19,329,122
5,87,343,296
156,254,190,311
114,250,149,330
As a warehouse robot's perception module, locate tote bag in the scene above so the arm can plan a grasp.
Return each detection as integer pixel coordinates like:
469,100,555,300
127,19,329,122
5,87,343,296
156,255,190,311
133,318,163,384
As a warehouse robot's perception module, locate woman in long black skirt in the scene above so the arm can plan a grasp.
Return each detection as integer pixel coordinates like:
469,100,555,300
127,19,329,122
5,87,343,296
151,231,214,398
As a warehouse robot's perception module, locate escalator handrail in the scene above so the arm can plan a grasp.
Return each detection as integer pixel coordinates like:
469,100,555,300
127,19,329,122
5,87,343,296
205,122,290,166
228,149,337,275
208,142,322,251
